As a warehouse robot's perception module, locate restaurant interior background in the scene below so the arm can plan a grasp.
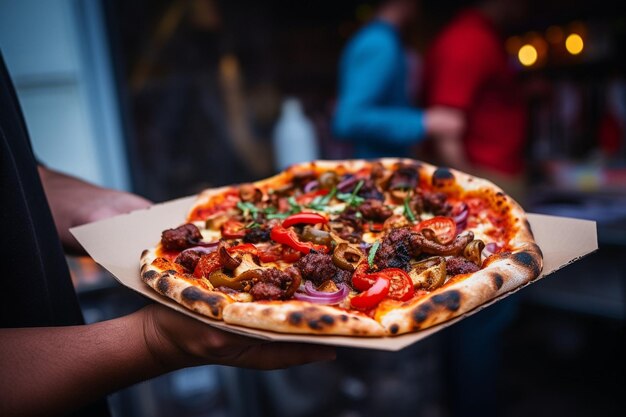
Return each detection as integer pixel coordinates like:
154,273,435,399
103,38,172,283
0,0,624,416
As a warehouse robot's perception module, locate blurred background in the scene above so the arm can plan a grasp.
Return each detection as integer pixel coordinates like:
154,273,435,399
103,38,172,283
0,0,624,416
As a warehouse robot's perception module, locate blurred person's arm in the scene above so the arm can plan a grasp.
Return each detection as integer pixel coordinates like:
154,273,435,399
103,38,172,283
333,29,426,146
38,166,152,254
424,106,472,172
0,304,335,417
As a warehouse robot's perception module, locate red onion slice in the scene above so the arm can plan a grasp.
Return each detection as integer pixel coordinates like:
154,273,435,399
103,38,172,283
452,203,469,224
293,281,349,304
180,244,218,256
303,180,319,193
337,176,358,192
481,242,500,258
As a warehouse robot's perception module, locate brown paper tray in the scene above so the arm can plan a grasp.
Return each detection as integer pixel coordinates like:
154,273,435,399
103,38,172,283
71,196,597,351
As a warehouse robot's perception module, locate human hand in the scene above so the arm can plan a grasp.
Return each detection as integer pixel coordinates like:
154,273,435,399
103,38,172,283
142,304,336,370
424,106,465,137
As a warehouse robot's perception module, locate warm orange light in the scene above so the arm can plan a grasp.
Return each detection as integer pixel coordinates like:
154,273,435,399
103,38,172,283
518,44,538,66
565,34,584,55
506,36,523,56
546,26,564,44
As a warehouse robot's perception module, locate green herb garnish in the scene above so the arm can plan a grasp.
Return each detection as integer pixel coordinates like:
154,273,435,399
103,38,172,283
337,180,365,207
368,241,380,269
403,196,416,223
245,222,261,229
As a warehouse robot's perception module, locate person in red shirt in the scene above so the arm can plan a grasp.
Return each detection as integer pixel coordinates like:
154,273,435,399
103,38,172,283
421,2,529,416
422,0,528,203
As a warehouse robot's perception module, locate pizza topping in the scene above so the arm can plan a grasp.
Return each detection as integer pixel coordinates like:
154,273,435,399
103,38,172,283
367,241,381,268
249,267,302,300
238,183,263,203
193,252,222,278
295,252,351,286
293,281,349,305
446,256,480,276
301,226,333,246
270,226,329,254
332,243,364,271
372,268,413,301
413,217,456,245
388,164,420,192
221,221,246,239
208,269,251,291
408,256,447,290
374,227,415,271
282,212,328,228
174,247,215,272
318,171,340,190
411,231,474,257
422,191,453,217
452,202,469,231
463,239,486,266
359,199,393,222
219,243,243,270
337,179,366,206
350,276,390,310
482,242,501,259
161,223,203,250
242,227,271,243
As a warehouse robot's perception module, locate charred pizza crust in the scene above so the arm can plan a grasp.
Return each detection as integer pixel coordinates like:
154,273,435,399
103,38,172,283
141,158,543,336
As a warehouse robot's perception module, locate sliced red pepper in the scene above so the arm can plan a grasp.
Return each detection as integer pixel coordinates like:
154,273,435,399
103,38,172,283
350,276,390,310
221,221,246,239
296,189,329,205
352,263,376,291
227,243,258,255
412,216,456,245
193,252,221,278
368,222,384,233
282,212,328,228
270,226,329,254
371,268,413,301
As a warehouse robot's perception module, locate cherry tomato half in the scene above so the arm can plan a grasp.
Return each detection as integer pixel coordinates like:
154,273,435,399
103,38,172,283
257,244,283,263
221,221,246,239
350,277,390,310
413,216,456,245
193,252,221,278
371,268,413,301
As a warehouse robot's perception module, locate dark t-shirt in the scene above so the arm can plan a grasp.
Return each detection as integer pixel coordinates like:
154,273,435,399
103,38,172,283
0,54,110,416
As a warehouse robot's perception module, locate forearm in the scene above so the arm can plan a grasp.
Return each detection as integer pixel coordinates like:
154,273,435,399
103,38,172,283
0,308,171,417
38,166,151,253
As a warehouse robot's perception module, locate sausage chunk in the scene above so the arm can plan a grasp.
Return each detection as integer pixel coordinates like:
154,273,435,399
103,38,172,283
359,199,393,222
250,267,301,300
295,252,351,286
374,227,414,271
175,250,203,272
446,256,480,276
161,223,203,250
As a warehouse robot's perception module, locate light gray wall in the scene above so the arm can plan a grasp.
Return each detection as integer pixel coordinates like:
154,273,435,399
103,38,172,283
0,0,130,190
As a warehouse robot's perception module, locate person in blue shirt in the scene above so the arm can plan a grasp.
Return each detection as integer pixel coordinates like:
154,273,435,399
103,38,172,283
333,0,460,158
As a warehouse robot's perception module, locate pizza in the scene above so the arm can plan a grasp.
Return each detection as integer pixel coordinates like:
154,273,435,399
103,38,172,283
140,159,542,336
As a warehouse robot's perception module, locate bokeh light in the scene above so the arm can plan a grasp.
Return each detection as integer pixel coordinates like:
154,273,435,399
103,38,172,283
518,44,538,66
565,33,584,55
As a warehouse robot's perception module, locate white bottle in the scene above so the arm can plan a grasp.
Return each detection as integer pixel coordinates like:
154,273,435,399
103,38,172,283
272,97,320,171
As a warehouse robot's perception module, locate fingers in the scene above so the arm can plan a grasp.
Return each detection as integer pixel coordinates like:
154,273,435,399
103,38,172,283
146,304,336,370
